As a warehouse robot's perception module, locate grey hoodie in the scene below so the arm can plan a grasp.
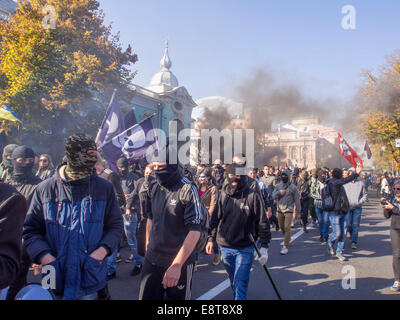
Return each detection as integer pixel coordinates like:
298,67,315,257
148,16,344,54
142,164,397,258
272,169,301,213
343,179,368,210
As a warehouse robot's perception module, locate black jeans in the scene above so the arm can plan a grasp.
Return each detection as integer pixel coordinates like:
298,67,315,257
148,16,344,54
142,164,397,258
309,200,317,222
300,198,310,227
139,258,194,300
391,228,400,281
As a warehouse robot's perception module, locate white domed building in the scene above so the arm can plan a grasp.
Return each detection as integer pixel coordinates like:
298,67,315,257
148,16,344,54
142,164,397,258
129,40,197,138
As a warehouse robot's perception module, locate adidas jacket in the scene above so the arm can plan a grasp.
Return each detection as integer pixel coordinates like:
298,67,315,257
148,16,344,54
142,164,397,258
146,177,203,268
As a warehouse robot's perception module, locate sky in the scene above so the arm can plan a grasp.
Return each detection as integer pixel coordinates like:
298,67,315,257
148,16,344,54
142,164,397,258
98,0,400,110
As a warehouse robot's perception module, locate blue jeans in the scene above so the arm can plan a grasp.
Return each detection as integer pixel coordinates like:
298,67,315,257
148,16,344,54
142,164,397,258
123,213,142,266
107,249,118,276
328,212,349,254
346,208,362,244
220,246,255,300
315,207,329,237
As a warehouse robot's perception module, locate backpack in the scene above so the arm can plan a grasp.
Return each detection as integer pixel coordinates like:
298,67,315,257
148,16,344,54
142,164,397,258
179,182,210,253
334,185,350,214
321,183,335,211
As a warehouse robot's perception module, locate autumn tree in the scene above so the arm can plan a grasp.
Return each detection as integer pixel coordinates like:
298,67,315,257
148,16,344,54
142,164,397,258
359,52,400,172
0,0,137,160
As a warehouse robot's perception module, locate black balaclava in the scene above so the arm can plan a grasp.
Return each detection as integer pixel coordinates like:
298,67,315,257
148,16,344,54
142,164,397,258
117,157,129,178
154,146,181,188
2,144,18,169
332,168,343,179
65,134,97,181
11,146,35,182
281,169,291,184
281,174,289,184
226,164,249,196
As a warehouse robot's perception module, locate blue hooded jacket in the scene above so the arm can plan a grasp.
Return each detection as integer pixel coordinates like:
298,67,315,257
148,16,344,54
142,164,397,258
23,165,123,300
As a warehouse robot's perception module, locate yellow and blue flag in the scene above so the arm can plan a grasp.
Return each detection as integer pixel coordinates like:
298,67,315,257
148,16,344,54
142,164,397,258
0,105,22,123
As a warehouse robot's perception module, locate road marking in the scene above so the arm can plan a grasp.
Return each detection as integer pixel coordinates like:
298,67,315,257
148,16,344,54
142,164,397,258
280,230,305,246
197,230,307,300
196,278,231,300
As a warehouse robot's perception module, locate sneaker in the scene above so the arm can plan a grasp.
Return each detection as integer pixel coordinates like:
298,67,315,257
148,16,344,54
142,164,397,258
125,255,134,263
327,243,335,256
351,243,357,250
107,272,116,281
116,253,122,263
130,264,142,277
335,253,348,262
391,281,400,292
319,235,324,243
212,253,221,266
290,221,295,228
280,246,289,255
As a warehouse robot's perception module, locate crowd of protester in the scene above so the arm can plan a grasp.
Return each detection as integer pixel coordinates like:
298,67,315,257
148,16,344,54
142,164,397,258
1,137,400,300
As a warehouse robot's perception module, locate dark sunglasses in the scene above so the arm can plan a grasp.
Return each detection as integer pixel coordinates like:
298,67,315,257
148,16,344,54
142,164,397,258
394,188,400,191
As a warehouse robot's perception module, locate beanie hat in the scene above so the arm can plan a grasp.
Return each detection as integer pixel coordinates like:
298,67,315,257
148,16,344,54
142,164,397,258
11,145,35,159
3,144,18,158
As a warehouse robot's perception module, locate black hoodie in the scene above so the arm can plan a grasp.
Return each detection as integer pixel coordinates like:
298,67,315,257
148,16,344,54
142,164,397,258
0,183,27,289
210,181,271,249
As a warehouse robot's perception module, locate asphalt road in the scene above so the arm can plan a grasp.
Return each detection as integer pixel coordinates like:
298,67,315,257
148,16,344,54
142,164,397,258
27,191,400,300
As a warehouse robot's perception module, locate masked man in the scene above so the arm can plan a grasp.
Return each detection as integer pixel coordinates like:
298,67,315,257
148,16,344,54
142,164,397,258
139,146,204,301
0,144,18,182
272,169,301,255
206,164,271,300
23,134,123,300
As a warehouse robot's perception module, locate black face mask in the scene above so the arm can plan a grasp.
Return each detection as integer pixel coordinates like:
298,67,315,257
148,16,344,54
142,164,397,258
281,175,289,184
13,161,34,182
155,164,181,188
227,175,248,196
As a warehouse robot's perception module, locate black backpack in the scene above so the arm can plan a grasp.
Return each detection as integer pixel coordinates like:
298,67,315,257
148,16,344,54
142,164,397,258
334,185,350,214
321,183,335,211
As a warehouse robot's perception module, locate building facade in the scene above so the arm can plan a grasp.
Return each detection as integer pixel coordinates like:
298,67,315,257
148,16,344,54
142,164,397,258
263,117,344,170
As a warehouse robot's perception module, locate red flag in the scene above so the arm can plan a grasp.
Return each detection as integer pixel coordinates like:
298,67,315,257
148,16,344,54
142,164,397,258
364,141,372,159
337,133,364,168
